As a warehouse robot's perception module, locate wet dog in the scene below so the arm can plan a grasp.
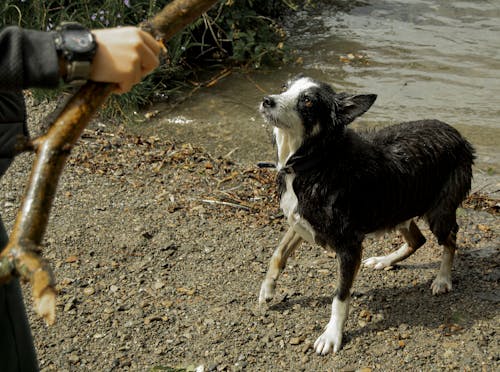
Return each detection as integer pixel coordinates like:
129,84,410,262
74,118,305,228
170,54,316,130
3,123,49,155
258,76,474,355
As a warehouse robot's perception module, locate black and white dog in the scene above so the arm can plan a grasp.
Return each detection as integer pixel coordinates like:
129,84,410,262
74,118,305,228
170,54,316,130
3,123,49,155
258,76,474,355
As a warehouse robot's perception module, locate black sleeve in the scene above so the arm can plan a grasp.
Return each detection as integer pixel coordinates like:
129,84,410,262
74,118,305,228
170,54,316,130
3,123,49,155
0,26,60,91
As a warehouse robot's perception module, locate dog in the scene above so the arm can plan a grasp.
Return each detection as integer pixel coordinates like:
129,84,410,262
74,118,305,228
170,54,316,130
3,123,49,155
258,76,474,355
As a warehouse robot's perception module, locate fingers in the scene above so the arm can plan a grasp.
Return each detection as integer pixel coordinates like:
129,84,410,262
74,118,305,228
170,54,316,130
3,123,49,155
90,27,162,94
115,56,142,94
139,29,162,59
138,37,160,74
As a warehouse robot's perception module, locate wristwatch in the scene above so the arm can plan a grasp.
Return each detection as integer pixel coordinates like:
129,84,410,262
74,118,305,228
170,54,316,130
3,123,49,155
53,22,97,83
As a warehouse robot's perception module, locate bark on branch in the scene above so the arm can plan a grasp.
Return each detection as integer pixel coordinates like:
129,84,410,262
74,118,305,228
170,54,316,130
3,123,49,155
0,0,219,325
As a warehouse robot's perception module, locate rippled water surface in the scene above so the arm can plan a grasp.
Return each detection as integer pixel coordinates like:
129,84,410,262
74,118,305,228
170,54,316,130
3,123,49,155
149,0,499,176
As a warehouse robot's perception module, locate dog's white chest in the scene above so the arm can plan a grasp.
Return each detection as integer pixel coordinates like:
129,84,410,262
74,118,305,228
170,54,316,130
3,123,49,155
281,173,316,243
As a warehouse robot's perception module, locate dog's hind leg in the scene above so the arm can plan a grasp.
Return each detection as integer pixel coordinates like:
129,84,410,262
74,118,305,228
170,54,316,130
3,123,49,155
428,164,471,294
431,231,456,295
363,219,426,269
314,243,362,355
259,227,302,304
426,194,461,294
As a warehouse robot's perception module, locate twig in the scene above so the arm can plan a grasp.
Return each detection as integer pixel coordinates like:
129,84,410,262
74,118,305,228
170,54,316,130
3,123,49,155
201,199,253,211
164,67,233,113
244,73,267,94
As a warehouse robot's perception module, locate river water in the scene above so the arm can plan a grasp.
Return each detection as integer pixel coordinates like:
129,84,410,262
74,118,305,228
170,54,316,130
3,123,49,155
145,0,499,188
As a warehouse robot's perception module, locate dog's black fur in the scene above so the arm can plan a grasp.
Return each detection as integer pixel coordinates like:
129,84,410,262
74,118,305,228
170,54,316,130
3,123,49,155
282,113,474,248
259,76,475,355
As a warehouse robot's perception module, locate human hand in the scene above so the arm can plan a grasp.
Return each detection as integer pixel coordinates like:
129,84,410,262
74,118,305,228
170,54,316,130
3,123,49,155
90,27,161,94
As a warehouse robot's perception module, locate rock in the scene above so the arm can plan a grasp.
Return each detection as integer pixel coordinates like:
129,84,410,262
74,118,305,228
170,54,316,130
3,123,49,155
399,323,409,332
144,315,163,325
64,296,77,312
68,353,80,364
153,281,165,290
301,341,312,354
65,255,79,263
359,309,372,321
443,348,455,359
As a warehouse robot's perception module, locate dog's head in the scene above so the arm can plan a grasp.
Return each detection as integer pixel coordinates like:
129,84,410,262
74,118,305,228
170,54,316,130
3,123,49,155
259,76,377,139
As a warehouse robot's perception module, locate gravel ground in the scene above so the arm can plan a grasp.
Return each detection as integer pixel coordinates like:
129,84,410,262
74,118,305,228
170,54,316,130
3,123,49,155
0,97,498,371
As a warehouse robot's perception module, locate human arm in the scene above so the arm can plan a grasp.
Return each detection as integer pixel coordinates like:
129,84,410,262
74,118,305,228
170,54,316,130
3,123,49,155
0,25,161,93
0,26,60,91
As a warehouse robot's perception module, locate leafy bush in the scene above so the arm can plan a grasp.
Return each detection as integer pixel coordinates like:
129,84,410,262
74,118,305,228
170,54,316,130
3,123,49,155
1,0,292,118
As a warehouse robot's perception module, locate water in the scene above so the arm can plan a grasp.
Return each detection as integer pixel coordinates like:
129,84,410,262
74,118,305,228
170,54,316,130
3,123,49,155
286,0,500,169
146,0,500,184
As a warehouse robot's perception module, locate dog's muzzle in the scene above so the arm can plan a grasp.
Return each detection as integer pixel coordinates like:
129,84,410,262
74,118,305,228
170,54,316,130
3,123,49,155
260,95,283,127
262,96,276,109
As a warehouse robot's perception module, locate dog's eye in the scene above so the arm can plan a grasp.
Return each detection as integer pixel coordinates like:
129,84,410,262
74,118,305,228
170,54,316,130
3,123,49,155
304,96,313,108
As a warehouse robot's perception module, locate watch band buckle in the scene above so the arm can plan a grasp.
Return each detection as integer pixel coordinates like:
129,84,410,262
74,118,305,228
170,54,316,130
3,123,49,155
66,61,92,84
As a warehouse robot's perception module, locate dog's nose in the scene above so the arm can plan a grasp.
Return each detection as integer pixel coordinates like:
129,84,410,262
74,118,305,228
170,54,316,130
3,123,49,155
262,96,275,108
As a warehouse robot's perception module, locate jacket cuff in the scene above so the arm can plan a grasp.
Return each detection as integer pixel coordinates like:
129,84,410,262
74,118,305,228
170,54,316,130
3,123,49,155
21,29,60,89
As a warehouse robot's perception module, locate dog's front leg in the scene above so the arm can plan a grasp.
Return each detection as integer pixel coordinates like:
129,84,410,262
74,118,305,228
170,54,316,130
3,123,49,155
259,227,302,304
314,244,361,355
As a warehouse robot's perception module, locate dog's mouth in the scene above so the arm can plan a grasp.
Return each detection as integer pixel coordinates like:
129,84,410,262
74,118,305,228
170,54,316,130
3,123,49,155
259,103,276,124
260,108,285,129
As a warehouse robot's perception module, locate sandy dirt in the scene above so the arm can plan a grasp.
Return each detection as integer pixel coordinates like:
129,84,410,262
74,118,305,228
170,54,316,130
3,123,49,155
0,97,498,371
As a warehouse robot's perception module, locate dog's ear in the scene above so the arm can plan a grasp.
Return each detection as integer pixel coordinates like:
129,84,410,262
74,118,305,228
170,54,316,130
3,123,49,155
334,94,377,126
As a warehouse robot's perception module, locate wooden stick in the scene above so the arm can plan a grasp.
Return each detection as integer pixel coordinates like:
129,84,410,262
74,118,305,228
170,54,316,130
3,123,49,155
151,0,220,40
0,0,219,325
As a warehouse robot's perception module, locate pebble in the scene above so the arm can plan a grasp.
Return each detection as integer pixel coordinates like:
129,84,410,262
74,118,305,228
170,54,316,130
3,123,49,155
289,337,303,345
301,342,312,353
399,332,411,340
153,281,165,290
443,348,455,359
359,309,372,321
144,315,163,325
83,287,95,296
64,297,77,312
68,353,80,364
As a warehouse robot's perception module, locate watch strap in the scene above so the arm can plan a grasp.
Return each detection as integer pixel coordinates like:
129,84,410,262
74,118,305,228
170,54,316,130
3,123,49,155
65,61,92,83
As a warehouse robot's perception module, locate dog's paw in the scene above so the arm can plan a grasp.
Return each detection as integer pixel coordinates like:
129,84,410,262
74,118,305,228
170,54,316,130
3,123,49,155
258,279,276,304
363,256,393,270
314,327,342,355
431,276,452,295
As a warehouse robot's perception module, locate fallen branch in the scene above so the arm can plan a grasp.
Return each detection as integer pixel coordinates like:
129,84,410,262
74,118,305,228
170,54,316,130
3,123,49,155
0,0,219,325
201,199,254,212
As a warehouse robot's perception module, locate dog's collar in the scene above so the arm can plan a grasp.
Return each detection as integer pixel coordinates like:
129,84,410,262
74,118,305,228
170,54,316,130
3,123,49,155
281,152,324,174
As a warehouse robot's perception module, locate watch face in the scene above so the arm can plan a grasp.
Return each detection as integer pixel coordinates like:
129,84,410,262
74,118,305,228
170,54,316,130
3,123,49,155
63,29,94,53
